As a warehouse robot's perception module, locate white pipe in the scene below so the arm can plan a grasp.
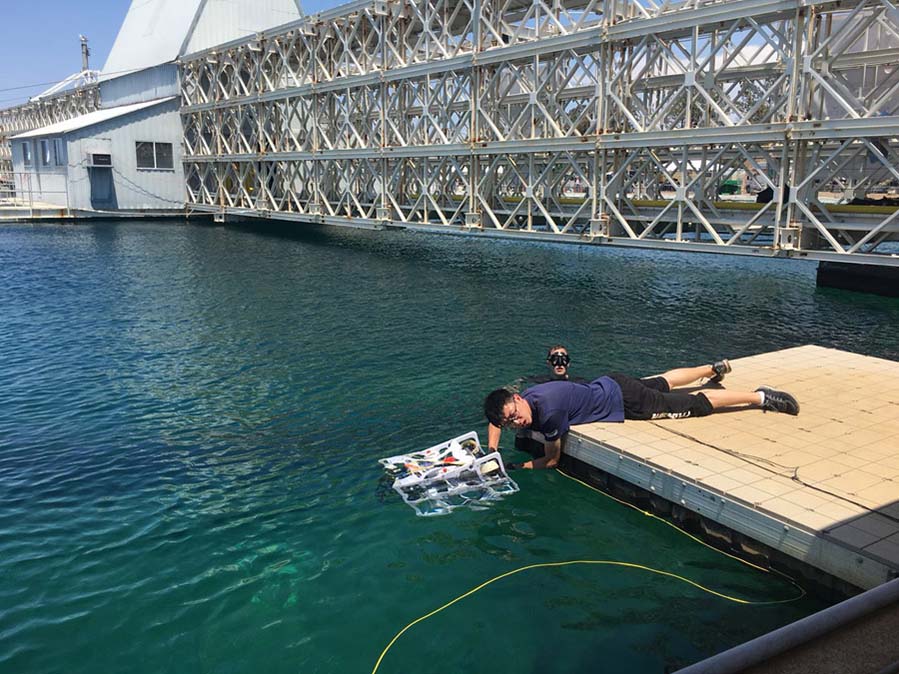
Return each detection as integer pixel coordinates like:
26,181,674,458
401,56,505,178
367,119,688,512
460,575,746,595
673,577,899,674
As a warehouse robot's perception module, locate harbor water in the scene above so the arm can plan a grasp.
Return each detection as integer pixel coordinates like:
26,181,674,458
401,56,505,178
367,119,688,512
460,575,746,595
2,221,897,673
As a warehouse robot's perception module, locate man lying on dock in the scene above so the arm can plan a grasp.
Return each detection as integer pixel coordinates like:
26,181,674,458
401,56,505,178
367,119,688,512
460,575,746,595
483,360,799,470
486,344,586,459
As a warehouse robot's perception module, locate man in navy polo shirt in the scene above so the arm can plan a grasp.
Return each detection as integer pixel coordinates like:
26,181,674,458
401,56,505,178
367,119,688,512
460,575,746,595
483,361,799,469
486,344,584,457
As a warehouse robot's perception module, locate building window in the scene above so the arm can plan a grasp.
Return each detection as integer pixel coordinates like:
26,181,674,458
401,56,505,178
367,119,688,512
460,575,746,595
40,140,52,166
53,138,65,166
136,141,174,170
136,142,155,168
22,142,32,167
155,143,173,169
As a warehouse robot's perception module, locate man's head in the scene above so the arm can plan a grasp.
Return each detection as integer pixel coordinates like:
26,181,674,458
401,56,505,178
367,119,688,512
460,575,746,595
484,388,533,429
546,344,571,379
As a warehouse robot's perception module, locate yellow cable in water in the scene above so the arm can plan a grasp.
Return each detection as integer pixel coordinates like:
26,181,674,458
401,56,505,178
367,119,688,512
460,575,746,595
556,469,806,591
371,469,806,674
557,469,772,570
372,558,798,674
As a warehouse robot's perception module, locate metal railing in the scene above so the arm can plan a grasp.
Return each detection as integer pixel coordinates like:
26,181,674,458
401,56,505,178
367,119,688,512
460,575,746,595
0,171,70,217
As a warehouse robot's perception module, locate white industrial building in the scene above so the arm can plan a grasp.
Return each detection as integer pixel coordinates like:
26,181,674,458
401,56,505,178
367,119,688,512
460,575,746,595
8,0,304,216
12,99,183,212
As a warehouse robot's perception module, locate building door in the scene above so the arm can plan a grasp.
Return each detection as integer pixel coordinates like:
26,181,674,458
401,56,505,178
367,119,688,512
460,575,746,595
89,167,117,209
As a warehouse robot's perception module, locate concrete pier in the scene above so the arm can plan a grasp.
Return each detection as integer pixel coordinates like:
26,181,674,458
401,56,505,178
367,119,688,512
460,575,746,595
673,577,899,674
565,345,899,591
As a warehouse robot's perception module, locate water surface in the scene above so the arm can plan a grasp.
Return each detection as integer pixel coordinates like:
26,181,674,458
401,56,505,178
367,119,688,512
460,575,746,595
2,221,897,673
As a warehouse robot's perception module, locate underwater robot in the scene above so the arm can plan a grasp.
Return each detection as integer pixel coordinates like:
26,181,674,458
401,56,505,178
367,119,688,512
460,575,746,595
380,432,519,516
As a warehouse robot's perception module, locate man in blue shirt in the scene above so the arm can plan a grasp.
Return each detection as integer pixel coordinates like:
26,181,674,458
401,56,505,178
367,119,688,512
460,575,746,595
484,361,799,469
486,344,582,456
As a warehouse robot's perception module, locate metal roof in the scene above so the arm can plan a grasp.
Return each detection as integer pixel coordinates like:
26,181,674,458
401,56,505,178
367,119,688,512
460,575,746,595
11,98,178,139
182,0,305,56
102,0,204,76
103,0,303,76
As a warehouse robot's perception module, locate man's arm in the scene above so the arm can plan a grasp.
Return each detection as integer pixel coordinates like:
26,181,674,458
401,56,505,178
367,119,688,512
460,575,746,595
519,438,562,469
487,423,501,452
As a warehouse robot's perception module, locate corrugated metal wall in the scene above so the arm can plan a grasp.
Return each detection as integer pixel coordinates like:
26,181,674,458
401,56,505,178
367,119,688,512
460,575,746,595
11,141,69,208
100,66,180,109
66,99,185,211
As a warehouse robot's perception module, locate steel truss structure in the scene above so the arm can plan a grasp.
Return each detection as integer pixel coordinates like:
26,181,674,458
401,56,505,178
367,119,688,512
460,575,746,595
181,0,899,264
0,86,100,176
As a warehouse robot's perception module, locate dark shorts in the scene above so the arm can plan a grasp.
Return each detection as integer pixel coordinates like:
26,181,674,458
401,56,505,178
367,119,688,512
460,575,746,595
609,374,713,420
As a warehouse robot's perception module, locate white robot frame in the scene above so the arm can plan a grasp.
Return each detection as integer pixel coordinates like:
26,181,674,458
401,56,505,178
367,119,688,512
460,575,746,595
379,432,519,516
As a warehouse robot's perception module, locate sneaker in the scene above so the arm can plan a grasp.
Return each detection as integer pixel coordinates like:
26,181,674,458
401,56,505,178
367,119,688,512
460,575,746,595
709,359,731,384
756,387,800,415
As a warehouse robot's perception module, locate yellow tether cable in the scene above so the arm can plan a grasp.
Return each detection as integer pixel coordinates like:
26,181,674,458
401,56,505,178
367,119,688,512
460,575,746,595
371,468,807,674
557,469,793,578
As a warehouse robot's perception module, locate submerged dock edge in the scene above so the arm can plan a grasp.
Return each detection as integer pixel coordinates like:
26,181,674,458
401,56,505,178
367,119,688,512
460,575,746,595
561,433,898,596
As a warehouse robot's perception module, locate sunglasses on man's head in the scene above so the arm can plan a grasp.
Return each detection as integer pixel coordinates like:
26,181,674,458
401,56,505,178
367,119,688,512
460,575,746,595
547,352,571,367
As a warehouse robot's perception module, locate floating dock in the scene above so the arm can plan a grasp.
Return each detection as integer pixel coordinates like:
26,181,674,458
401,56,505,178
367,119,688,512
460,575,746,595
0,204,200,221
0,201,70,220
565,345,899,592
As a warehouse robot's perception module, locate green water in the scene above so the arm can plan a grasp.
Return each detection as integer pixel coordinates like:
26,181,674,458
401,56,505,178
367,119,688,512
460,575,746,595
1,221,896,673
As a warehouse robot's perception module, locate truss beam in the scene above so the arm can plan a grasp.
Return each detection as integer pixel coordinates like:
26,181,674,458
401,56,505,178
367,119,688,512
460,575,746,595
0,86,100,175
180,0,899,261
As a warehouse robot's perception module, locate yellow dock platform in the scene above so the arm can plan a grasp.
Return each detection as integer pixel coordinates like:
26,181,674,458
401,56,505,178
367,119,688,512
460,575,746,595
566,345,899,590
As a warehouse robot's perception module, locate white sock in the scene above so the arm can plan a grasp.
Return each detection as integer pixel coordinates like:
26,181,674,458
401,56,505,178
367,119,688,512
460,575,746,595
757,390,766,405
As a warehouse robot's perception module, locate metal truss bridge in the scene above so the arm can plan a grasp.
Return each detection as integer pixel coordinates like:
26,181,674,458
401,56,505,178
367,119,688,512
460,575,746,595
180,0,899,265
0,87,100,177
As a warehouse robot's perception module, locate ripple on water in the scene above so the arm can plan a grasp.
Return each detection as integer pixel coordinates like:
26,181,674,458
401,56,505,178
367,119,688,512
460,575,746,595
2,222,894,673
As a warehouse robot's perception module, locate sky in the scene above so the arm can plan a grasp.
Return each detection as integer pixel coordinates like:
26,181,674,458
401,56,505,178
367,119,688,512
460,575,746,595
0,0,337,109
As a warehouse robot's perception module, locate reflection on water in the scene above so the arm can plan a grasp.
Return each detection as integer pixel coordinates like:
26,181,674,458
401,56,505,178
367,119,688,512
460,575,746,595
1,221,896,673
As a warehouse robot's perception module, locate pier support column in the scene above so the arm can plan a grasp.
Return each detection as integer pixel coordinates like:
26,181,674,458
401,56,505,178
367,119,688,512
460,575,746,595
816,262,899,297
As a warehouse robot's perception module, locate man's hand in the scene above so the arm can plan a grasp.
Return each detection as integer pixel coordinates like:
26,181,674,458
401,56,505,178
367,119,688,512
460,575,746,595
526,439,562,469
